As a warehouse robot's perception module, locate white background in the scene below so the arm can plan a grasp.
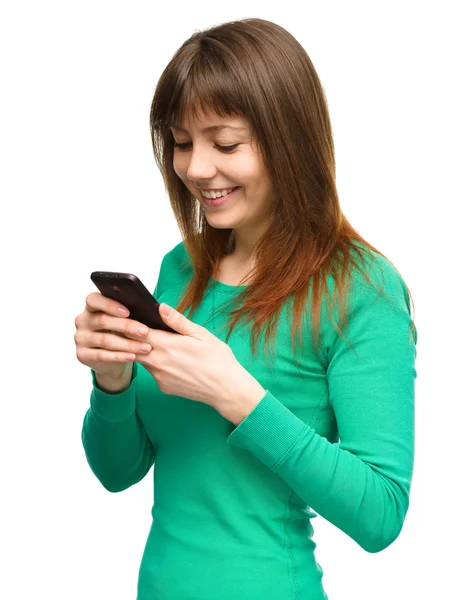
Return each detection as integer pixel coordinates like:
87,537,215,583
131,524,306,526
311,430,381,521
1,1,457,598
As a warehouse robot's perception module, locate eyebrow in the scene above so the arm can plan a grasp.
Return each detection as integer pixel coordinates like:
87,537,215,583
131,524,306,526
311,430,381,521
170,125,248,134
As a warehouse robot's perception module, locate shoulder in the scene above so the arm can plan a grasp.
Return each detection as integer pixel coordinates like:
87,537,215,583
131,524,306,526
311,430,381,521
321,242,416,356
162,239,189,266
347,243,412,315
156,239,193,288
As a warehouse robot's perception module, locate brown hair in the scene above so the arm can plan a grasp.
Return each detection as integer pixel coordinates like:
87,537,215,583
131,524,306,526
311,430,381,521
149,17,416,372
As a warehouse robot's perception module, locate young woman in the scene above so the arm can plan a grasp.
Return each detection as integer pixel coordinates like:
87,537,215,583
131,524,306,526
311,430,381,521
76,17,417,600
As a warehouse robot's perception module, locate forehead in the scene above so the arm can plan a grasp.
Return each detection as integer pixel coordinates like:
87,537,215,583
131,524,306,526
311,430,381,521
171,107,249,134
171,123,248,134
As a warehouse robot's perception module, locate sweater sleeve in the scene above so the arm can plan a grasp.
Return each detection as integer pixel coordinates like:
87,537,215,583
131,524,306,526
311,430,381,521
81,274,164,493
226,261,417,553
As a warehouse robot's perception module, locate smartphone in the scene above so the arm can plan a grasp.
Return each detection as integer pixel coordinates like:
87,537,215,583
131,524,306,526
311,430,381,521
90,271,178,334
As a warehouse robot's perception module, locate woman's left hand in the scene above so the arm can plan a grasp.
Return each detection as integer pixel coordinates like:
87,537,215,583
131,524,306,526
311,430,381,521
132,303,261,412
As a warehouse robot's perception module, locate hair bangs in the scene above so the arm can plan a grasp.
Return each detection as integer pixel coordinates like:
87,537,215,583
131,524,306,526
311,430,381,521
169,55,247,131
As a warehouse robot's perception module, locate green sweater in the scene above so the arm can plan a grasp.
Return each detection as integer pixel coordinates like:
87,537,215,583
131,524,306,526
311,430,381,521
82,240,417,600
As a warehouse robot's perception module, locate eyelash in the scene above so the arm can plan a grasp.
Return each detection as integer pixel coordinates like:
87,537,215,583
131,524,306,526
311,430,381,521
172,142,239,153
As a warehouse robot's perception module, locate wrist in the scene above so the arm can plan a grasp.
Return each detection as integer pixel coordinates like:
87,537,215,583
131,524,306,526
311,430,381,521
95,366,133,394
218,376,266,426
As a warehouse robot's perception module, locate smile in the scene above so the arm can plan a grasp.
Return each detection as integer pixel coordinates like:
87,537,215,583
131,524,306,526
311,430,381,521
201,187,240,207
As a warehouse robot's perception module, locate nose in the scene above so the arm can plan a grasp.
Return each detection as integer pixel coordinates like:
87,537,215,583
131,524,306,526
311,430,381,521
185,146,218,183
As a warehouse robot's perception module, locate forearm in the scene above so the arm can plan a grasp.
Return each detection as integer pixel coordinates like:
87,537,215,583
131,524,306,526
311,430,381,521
226,390,413,553
81,366,156,492
268,416,411,553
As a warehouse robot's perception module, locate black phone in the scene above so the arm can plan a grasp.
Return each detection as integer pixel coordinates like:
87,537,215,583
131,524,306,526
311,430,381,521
90,271,178,334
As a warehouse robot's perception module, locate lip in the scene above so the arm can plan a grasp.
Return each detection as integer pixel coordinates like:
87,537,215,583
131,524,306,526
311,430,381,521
201,187,240,207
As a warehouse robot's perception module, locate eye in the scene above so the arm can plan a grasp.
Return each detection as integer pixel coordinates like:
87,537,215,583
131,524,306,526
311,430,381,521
172,142,239,153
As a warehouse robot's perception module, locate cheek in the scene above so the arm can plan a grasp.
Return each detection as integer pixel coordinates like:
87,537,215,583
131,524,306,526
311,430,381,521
172,155,180,175
173,160,187,184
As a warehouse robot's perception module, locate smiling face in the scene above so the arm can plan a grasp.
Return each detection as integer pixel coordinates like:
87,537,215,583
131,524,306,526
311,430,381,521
171,106,275,259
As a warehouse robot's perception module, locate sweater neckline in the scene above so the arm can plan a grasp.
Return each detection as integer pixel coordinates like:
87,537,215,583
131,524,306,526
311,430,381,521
209,275,248,294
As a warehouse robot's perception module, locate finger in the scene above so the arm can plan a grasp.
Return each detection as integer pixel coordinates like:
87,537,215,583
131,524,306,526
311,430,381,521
93,312,150,341
86,330,152,354
79,346,138,364
85,291,130,317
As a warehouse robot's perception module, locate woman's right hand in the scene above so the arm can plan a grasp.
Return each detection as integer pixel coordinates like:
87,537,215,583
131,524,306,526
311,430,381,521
74,292,152,380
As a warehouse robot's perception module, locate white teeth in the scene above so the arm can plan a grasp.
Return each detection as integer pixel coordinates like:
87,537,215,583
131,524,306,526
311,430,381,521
201,187,237,199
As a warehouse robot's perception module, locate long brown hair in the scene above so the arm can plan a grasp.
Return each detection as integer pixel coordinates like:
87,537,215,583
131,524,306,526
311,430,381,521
149,17,416,372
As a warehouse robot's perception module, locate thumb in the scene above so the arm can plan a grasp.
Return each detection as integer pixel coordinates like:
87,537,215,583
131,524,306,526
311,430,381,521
159,303,198,336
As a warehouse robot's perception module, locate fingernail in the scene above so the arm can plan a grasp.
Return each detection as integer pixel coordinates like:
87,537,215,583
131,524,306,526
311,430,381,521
118,308,129,316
